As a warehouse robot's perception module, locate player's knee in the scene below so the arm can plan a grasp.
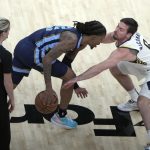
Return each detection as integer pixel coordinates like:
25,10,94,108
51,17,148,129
137,97,149,108
137,98,142,108
109,66,123,77
66,68,76,80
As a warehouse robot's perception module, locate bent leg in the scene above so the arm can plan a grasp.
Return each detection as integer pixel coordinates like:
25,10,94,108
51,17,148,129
12,71,24,89
12,38,34,89
50,60,77,129
138,96,150,130
12,57,31,89
49,60,76,109
138,95,150,148
138,82,150,130
110,64,139,111
59,67,75,109
109,65,134,91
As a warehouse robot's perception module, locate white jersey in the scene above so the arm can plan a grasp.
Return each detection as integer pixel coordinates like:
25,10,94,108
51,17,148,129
116,32,150,82
118,32,150,65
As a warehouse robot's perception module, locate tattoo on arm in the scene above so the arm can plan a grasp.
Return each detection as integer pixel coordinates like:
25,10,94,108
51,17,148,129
43,31,77,91
43,47,65,91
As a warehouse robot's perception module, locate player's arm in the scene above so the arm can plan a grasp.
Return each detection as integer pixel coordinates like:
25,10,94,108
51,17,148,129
42,31,77,92
102,32,116,43
63,49,79,62
62,45,88,98
62,50,80,90
4,73,14,99
62,44,86,67
76,48,136,81
62,51,79,68
3,52,14,112
4,73,14,112
63,48,136,88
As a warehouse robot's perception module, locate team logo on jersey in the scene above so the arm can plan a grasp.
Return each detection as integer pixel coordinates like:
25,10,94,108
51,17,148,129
134,57,147,65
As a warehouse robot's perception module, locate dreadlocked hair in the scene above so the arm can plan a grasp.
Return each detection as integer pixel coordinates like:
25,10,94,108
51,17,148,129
74,20,106,36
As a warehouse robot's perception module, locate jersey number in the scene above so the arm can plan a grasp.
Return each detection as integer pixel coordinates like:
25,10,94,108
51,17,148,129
143,39,150,49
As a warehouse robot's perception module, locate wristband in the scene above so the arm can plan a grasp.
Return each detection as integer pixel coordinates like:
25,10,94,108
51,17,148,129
74,83,79,89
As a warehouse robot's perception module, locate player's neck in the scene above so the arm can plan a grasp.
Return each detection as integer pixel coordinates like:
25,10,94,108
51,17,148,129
80,35,89,46
117,36,131,46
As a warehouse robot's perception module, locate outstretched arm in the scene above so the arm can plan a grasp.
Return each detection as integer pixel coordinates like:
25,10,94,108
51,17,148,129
63,47,136,88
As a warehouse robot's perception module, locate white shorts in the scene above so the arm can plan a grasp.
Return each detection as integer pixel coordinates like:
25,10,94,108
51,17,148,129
139,82,150,99
117,61,150,99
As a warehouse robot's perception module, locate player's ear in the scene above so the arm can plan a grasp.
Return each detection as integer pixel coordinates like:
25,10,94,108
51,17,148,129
127,32,132,39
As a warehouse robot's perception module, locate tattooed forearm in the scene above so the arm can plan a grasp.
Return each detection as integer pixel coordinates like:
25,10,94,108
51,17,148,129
43,58,52,90
42,31,77,91
42,48,64,91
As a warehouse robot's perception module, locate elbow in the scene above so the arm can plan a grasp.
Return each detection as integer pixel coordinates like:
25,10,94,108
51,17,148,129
42,56,52,65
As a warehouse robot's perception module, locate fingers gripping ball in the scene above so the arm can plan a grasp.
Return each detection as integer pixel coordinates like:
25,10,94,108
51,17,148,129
35,91,58,114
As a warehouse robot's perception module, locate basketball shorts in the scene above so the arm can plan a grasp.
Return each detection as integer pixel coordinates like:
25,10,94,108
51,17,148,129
117,61,150,99
12,38,68,85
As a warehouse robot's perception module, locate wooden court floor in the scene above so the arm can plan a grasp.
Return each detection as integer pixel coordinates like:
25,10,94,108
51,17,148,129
0,0,150,149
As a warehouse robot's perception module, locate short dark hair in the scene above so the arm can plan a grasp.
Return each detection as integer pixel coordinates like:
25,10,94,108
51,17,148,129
120,18,138,34
74,20,106,36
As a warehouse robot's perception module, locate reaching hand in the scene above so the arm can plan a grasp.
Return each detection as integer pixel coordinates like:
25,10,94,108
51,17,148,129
43,90,58,106
63,78,77,89
74,87,88,98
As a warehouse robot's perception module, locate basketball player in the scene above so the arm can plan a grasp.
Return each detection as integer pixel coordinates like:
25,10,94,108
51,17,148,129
0,18,14,150
12,20,106,129
64,18,150,149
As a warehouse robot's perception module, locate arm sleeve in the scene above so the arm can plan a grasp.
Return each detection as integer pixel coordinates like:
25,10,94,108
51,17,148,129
62,55,73,68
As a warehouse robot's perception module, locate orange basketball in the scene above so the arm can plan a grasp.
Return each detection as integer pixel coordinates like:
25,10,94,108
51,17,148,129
35,91,58,114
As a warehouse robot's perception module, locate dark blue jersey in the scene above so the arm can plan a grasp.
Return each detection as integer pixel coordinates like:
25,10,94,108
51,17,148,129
27,26,82,67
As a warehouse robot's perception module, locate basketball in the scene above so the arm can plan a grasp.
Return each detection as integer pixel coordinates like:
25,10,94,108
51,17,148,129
35,91,58,114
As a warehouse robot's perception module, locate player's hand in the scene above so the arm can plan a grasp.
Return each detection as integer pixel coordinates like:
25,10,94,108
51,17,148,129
63,78,77,89
74,87,88,98
44,90,58,106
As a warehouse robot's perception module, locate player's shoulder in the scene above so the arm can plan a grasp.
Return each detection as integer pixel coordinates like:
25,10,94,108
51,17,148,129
61,30,78,42
120,32,143,51
0,45,12,58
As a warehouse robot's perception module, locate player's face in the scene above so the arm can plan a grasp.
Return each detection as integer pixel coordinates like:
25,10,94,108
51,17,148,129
89,34,105,49
113,22,129,41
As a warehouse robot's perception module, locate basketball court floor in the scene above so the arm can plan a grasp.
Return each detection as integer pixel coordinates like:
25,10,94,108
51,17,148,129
0,0,150,149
